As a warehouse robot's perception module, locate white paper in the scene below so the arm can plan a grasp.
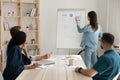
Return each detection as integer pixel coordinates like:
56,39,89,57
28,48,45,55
38,59,55,65
61,56,73,60
37,64,54,69
64,65,76,69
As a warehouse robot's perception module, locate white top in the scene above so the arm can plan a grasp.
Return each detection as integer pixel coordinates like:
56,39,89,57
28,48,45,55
0,72,4,80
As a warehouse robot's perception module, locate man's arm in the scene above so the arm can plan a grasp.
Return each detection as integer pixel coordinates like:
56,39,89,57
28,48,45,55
75,67,98,77
75,56,108,77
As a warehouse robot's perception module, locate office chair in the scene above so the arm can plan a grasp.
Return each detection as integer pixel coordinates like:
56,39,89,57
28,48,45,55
113,72,120,80
77,49,99,59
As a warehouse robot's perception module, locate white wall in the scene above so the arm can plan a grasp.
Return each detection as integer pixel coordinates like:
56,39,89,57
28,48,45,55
40,0,98,55
97,0,108,32
98,0,120,44
97,0,120,57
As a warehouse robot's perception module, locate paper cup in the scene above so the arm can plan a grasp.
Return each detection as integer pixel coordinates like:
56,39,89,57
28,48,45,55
69,59,74,66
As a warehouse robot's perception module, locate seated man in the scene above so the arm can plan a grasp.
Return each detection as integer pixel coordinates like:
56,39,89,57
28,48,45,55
75,33,120,80
10,26,50,61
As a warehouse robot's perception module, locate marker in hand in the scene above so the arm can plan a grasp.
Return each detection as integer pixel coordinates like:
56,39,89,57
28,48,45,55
75,16,79,25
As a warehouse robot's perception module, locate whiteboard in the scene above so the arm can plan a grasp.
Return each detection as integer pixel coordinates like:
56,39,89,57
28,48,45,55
56,9,86,48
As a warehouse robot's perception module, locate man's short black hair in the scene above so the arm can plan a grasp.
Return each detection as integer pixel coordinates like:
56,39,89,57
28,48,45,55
10,26,21,37
101,33,114,45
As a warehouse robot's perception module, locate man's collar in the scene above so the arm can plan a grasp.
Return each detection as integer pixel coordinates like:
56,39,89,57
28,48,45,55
104,49,114,54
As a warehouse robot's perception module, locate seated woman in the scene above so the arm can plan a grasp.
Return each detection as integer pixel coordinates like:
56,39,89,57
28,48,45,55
3,31,38,80
10,26,51,61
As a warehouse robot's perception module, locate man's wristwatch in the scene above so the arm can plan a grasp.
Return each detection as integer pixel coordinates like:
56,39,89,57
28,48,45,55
78,67,83,73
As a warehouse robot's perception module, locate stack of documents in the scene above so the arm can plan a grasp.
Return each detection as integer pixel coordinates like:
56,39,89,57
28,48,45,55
37,58,55,69
64,65,76,69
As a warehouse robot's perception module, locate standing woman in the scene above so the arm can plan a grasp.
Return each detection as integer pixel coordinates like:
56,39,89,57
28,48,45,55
75,11,102,69
3,31,38,80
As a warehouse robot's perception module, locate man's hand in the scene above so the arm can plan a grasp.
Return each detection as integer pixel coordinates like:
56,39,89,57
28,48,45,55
75,67,98,77
75,67,80,73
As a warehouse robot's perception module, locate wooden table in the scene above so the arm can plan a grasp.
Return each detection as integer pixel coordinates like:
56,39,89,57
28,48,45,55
16,55,92,80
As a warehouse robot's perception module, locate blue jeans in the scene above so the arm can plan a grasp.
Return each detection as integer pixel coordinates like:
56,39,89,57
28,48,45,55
84,47,97,69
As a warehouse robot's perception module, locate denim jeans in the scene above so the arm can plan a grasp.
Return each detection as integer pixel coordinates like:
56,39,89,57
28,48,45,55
84,47,97,69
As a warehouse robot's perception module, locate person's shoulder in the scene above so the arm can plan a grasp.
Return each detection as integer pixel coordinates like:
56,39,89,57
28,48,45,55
98,23,101,26
10,45,21,52
11,45,19,49
99,54,109,61
100,54,106,59
100,50,116,59
97,24,102,29
85,24,91,27
84,24,92,30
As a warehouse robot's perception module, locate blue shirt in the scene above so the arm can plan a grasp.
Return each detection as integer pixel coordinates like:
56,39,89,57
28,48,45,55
77,24,102,49
93,50,120,80
3,46,31,80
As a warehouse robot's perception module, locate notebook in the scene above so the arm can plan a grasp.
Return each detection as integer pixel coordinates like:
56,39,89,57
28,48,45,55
38,59,55,65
